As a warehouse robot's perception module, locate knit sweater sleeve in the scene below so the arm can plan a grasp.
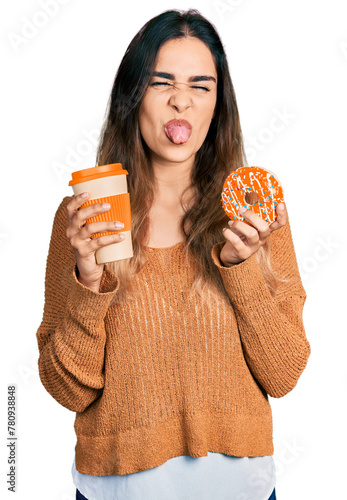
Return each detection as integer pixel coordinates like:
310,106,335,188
36,196,120,412
211,215,310,398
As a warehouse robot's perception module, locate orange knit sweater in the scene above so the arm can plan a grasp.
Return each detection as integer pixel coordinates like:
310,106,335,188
36,196,310,476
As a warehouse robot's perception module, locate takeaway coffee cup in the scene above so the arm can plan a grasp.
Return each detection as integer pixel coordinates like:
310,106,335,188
69,163,133,263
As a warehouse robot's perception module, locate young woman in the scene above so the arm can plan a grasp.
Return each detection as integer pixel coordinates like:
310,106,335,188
36,9,310,500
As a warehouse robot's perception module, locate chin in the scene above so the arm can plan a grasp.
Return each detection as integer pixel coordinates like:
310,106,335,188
165,148,196,162
164,140,200,158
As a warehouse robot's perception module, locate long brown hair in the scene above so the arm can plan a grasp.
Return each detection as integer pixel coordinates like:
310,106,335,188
95,9,288,304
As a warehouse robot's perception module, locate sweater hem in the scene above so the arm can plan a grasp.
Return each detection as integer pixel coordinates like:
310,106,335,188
74,409,274,475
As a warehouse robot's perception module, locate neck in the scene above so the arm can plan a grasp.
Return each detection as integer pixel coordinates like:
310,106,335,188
150,155,195,205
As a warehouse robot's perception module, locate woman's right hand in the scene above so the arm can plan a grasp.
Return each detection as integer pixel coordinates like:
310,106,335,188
66,192,125,292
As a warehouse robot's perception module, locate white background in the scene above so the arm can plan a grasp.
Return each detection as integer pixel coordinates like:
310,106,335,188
1,0,346,498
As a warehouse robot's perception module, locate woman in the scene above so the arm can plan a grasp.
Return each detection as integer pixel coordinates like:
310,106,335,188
36,9,310,500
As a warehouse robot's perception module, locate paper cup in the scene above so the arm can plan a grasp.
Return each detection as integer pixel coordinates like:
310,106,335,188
69,163,133,263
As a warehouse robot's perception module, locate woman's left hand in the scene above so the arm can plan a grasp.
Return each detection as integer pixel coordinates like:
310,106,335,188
219,203,288,267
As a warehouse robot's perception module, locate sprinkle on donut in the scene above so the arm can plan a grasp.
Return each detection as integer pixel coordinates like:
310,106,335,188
221,166,284,225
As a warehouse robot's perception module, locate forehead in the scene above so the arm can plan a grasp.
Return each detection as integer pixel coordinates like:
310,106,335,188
154,37,217,80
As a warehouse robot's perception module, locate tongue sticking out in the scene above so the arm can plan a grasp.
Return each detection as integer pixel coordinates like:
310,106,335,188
165,125,192,145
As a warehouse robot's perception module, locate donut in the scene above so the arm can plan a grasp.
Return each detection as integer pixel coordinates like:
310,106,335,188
221,166,284,225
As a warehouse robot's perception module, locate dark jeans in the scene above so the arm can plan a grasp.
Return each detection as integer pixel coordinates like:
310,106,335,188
268,488,277,500
76,487,277,499
76,489,88,500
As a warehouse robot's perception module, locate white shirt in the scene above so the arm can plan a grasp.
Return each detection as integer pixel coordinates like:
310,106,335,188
72,452,275,500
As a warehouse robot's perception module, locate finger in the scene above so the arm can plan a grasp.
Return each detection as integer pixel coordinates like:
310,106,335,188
66,192,89,220
269,203,288,232
88,232,125,252
238,207,271,230
70,231,125,258
71,202,112,231
222,227,251,260
227,220,260,246
229,215,270,245
79,220,124,240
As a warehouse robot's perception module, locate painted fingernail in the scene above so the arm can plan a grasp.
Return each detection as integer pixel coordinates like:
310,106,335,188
115,222,124,228
119,234,125,239
102,203,111,209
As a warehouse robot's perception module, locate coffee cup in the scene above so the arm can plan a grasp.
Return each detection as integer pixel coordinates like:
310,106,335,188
69,163,133,263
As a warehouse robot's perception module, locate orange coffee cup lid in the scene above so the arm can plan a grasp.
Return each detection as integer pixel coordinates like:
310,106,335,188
68,163,128,186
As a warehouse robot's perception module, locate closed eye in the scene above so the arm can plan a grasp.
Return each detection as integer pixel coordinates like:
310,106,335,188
150,82,172,88
192,86,210,92
150,82,211,92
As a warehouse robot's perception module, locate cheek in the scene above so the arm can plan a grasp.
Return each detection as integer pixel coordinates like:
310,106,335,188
198,102,216,129
139,99,158,134
208,96,217,117
200,94,216,117
139,106,152,141
138,103,162,153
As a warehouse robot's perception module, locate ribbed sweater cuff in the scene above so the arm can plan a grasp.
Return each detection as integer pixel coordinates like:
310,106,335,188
211,242,272,303
68,265,120,323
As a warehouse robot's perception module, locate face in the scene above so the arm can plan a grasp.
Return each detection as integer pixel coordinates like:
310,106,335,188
138,37,217,166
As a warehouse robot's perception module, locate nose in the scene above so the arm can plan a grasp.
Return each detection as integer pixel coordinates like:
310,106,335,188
168,83,192,112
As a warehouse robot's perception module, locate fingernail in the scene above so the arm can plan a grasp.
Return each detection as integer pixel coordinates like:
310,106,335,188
81,192,88,198
239,207,247,214
119,234,125,239
115,222,124,229
228,221,234,226
102,203,111,209
277,203,284,210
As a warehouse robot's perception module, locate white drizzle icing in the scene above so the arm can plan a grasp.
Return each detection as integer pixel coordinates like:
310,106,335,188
221,166,284,224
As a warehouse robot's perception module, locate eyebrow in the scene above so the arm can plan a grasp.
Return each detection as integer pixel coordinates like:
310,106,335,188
151,71,216,83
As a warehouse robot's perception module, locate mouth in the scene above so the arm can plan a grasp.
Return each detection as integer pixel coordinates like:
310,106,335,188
164,119,192,145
